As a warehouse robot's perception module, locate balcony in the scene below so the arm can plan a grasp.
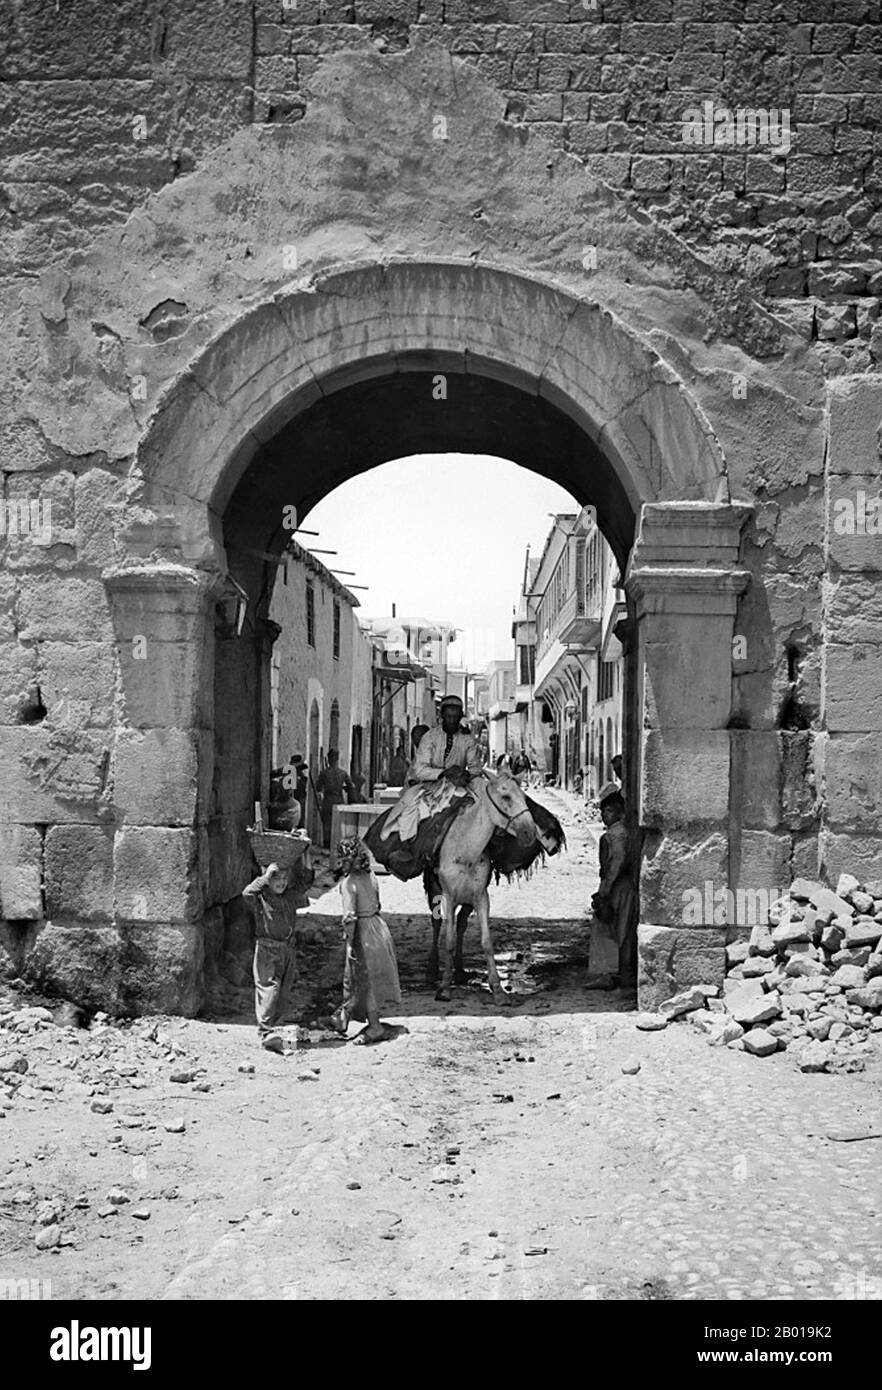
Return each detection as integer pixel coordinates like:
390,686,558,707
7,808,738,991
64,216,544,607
536,590,602,668
488,698,517,721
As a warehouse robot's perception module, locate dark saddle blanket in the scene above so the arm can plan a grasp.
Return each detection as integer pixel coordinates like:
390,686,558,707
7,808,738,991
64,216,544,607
364,794,565,883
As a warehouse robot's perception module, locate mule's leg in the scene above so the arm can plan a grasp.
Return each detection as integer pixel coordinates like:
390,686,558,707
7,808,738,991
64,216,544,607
476,886,508,1005
454,906,471,984
424,869,440,986
435,891,457,1003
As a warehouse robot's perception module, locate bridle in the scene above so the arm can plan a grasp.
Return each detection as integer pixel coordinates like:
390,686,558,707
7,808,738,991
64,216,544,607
481,778,533,833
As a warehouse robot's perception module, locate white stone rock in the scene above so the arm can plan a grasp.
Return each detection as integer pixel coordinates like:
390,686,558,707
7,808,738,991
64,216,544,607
728,989,782,1027
790,878,821,901
708,1019,744,1046
742,956,775,977
850,890,875,914
797,1039,832,1072
772,920,812,947
845,918,882,948
743,1029,778,1057
809,886,853,920
635,1013,667,1031
784,956,825,979
831,964,867,989
836,873,862,899
658,986,706,1019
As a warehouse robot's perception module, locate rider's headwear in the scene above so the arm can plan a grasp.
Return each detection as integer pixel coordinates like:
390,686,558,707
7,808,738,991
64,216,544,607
439,694,464,712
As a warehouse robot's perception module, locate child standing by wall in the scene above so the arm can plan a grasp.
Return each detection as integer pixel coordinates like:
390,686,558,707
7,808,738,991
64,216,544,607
590,785,638,986
242,852,314,1051
330,837,401,1044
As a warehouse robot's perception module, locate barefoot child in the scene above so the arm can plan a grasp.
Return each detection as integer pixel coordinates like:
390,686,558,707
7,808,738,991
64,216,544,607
243,854,313,1051
331,837,401,1044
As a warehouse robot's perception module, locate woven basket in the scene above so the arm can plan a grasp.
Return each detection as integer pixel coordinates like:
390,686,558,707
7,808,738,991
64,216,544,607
247,828,310,870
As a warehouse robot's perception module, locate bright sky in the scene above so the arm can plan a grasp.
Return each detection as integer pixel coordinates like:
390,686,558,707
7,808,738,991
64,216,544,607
303,455,579,671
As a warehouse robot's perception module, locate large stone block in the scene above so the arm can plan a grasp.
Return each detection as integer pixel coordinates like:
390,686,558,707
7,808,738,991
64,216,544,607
36,641,116,729
111,728,200,826
826,571,882,645
824,642,882,732
74,468,121,569
827,472,882,571
113,827,202,922
117,638,212,730
827,374,882,478
17,575,113,643
781,729,817,830
12,919,203,1016
820,831,882,897
0,825,42,920
790,832,821,884
44,824,113,920
820,732,882,829
730,729,781,829
0,726,110,823
641,728,730,826
642,626,734,730
737,829,793,902
637,923,727,1012
162,0,254,79
640,830,729,925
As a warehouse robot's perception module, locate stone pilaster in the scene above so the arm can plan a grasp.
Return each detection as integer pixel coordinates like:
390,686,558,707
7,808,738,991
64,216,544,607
99,564,223,1014
625,502,752,1007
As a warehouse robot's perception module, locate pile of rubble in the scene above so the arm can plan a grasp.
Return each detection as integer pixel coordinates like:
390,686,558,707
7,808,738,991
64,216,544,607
0,990,202,1121
638,874,882,1072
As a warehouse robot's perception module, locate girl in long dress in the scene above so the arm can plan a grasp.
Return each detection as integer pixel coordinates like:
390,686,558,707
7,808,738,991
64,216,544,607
331,837,401,1044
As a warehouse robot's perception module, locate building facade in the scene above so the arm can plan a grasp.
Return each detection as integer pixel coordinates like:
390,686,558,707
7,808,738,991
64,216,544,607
268,541,373,836
361,617,456,786
527,509,625,797
484,658,516,763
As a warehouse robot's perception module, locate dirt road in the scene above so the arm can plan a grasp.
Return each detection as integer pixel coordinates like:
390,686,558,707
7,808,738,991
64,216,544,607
2,792,880,1301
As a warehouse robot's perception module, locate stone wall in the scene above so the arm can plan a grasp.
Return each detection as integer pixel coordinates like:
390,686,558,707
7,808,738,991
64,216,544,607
3,1,882,369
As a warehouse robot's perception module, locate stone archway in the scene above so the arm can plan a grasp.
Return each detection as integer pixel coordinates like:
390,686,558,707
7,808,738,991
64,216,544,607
0,38,858,1021
101,259,751,1013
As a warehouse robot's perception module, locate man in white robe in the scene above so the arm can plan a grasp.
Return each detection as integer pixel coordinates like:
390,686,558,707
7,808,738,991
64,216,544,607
383,695,483,842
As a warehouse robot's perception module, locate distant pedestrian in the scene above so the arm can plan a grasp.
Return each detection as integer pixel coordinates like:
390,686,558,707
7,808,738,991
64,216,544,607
350,763,366,801
329,837,401,1045
242,855,314,1051
288,753,308,825
389,739,408,786
315,749,354,848
512,749,531,780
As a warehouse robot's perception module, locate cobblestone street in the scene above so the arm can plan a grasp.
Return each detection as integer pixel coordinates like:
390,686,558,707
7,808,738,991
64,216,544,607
2,794,880,1302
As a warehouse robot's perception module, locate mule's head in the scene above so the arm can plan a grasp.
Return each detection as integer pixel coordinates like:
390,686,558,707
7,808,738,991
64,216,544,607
481,769,536,848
